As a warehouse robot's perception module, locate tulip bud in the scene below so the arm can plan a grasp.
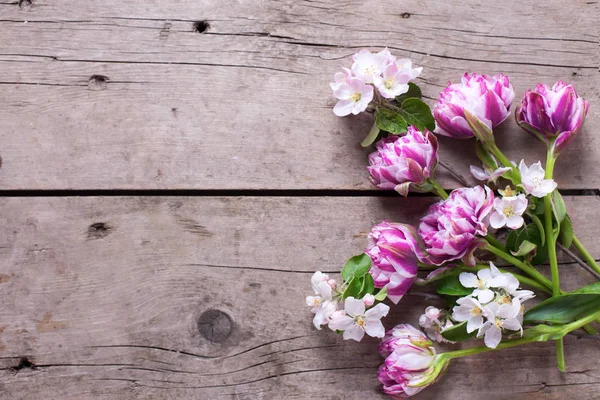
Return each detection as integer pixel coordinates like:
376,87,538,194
516,81,589,156
434,73,514,140
377,324,446,397
367,126,439,197
366,222,428,304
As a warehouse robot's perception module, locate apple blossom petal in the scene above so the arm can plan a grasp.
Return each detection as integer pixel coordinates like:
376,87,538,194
466,315,484,333
343,324,366,342
501,318,522,332
484,326,502,349
489,211,507,228
344,297,365,317
459,272,479,288
365,320,386,338
366,303,391,320
475,288,494,304
506,215,524,229
333,99,355,116
328,314,354,331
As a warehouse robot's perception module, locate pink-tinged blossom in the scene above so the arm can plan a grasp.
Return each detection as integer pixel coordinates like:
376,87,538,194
373,61,422,99
516,81,589,155
377,324,439,398
328,297,390,341
418,306,455,343
367,127,439,196
306,271,338,330
332,77,374,116
419,186,494,266
452,296,491,333
329,67,352,91
351,49,390,83
490,194,528,230
434,73,515,139
518,160,557,198
470,164,511,183
366,222,428,304
477,299,523,349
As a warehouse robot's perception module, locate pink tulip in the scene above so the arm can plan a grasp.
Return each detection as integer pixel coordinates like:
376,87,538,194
367,126,439,196
516,81,589,155
419,186,494,266
366,222,427,304
434,73,514,140
377,324,438,398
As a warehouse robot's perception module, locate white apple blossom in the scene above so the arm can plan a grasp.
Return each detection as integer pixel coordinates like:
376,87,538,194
518,160,557,197
477,299,522,349
329,67,352,92
470,164,512,183
351,49,389,83
452,296,491,333
419,306,454,343
373,63,410,99
332,77,374,117
490,194,528,230
328,297,390,341
459,268,508,303
307,271,338,330
395,58,423,80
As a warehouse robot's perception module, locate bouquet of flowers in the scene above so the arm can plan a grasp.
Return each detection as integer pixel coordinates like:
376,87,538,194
307,48,597,398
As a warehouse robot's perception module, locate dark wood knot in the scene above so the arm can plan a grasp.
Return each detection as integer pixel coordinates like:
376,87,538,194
198,309,232,343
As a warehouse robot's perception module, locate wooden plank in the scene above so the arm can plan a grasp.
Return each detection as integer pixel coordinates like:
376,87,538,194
0,196,599,399
0,0,598,189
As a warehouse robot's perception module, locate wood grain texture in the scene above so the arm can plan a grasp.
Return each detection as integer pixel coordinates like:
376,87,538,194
0,0,598,189
1,196,599,399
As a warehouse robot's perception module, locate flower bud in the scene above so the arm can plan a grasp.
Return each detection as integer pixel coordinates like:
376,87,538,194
515,81,589,156
366,222,427,304
377,324,444,398
434,73,514,140
362,293,375,307
367,126,439,197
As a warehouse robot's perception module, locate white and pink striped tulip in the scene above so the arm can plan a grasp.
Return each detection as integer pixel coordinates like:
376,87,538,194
434,73,514,139
516,81,589,155
366,222,427,304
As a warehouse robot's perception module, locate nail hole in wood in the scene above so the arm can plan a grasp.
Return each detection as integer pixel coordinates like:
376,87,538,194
198,309,232,343
401,12,411,19
18,0,32,11
572,72,578,77
193,20,210,33
88,75,108,91
88,222,112,240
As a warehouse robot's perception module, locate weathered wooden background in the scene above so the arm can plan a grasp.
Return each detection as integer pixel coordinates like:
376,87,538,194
0,0,599,399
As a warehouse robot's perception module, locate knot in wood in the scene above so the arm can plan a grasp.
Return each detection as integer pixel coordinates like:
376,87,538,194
18,0,32,11
193,21,210,33
88,75,108,91
198,309,232,343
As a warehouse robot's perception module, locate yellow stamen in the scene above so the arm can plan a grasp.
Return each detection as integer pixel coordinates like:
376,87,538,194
350,92,362,102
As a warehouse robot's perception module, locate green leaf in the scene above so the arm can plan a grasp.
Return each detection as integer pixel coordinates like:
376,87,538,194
436,275,472,296
510,240,537,258
375,108,408,135
559,214,574,248
506,223,547,265
341,253,372,281
551,190,567,224
440,321,477,342
343,276,363,299
359,272,375,297
395,82,422,103
360,123,381,148
374,287,387,301
463,109,494,144
524,281,600,324
522,324,566,341
398,98,436,131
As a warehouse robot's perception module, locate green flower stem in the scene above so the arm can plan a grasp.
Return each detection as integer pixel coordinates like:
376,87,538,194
487,142,521,184
429,179,449,200
572,235,600,275
543,141,564,371
483,242,553,291
484,234,507,252
443,308,600,362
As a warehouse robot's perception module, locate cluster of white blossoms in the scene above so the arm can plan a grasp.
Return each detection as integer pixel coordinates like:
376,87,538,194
472,159,558,231
452,263,535,348
330,48,422,117
418,306,455,343
306,271,390,342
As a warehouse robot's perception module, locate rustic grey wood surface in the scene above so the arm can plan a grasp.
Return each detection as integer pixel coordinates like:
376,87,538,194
1,0,600,399
0,0,598,189
1,197,600,399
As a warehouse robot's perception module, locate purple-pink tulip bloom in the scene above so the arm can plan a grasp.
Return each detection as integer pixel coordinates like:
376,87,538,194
434,73,515,139
419,186,494,266
367,126,439,196
516,81,589,155
366,222,427,304
377,324,438,398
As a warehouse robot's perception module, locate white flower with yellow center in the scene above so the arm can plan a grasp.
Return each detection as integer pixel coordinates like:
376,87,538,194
306,271,337,330
459,268,508,303
452,296,493,333
350,49,389,83
328,297,390,341
519,160,557,198
490,194,528,229
477,299,522,349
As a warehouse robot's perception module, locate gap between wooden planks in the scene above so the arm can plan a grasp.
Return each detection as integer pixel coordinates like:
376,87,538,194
0,0,598,190
0,196,599,399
